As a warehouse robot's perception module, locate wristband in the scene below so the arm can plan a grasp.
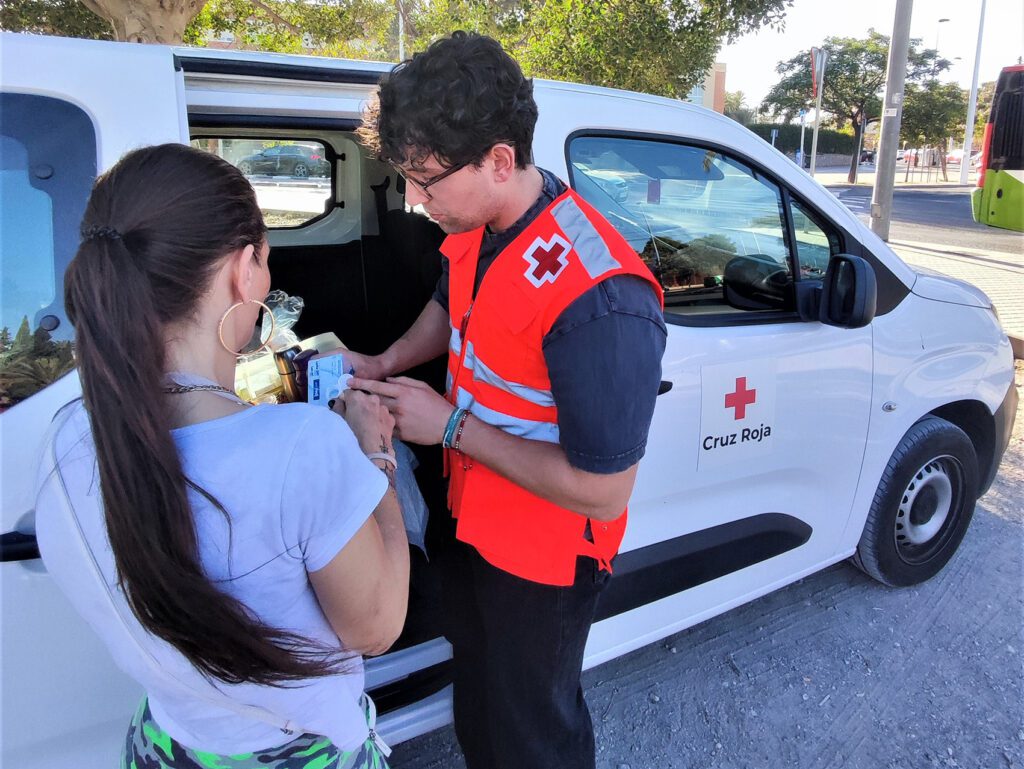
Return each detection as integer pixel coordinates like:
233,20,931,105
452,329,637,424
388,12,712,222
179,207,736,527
442,408,466,448
366,452,397,469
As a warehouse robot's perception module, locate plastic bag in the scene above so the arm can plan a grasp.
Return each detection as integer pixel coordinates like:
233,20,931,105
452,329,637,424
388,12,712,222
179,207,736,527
262,289,305,352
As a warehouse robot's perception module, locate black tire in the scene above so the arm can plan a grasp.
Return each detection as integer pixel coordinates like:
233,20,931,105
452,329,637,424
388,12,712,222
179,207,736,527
852,416,979,587
293,162,309,178
237,160,253,175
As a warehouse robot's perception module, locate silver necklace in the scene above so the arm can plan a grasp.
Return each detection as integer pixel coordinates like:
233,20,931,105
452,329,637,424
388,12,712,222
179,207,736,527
162,383,237,396
163,371,247,405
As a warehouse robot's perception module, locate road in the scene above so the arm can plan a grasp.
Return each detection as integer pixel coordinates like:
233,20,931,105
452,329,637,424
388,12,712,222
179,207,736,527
825,185,1022,256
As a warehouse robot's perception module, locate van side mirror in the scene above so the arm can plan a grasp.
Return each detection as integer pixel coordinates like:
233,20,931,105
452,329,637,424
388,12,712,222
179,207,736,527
795,254,877,329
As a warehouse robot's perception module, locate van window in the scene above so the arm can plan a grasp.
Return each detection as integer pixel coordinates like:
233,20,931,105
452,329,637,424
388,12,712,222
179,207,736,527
790,198,841,280
192,138,334,228
0,94,92,410
568,136,797,320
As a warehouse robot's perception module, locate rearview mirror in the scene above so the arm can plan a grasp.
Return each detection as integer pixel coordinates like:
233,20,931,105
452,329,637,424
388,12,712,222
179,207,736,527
796,254,876,329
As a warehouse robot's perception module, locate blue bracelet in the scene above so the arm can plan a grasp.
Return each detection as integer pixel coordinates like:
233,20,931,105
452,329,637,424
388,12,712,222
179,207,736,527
442,408,466,448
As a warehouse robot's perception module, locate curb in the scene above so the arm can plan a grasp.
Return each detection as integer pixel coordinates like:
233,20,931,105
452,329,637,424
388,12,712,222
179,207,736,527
823,182,976,191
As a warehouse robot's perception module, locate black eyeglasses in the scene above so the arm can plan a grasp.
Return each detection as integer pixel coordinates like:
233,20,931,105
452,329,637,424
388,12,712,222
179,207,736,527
395,160,470,200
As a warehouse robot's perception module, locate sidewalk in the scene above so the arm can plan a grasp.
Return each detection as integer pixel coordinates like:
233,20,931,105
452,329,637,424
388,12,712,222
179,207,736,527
886,238,1024,359
802,164,1023,358
811,163,978,187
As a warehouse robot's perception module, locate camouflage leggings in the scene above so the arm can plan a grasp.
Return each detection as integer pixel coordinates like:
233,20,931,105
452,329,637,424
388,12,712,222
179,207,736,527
121,698,390,769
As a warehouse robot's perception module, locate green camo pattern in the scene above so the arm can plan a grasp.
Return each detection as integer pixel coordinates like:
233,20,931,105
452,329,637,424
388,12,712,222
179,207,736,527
121,698,389,769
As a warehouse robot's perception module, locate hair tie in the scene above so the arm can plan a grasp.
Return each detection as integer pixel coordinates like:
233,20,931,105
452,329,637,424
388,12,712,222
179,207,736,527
82,225,123,242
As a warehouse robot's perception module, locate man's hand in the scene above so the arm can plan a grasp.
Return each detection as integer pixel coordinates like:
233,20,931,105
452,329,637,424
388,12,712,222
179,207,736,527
341,350,390,381
349,376,455,446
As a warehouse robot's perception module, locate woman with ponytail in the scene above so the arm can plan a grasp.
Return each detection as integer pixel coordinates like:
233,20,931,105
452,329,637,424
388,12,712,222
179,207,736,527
34,144,408,769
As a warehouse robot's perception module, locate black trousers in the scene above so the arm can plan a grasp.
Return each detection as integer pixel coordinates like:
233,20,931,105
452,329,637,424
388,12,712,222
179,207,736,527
437,534,610,769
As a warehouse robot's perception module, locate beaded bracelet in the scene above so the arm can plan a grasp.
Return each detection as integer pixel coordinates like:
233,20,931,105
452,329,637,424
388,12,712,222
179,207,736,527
452,410,471,452
442,408,466,448
365,452,397,469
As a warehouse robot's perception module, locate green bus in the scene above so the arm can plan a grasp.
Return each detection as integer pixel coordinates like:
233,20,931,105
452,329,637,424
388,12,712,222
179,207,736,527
972,64,1024,232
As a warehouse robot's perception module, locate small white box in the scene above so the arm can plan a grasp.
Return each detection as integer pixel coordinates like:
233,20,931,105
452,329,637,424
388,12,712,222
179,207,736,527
307,351,354,406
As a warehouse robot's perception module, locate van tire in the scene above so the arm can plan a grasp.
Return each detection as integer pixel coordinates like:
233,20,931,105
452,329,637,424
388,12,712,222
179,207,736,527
853,417,978,587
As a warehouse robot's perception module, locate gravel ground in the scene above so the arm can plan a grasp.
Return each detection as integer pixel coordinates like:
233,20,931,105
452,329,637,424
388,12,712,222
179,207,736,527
392,361,1024,769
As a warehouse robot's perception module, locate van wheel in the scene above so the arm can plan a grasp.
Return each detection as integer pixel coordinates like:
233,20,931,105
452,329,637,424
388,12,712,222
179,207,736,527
852,417,978,587
293,162,309,178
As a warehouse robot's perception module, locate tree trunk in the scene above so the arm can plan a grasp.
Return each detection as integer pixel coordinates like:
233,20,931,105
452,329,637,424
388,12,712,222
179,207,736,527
79,0,209,44
939,137,948,182
847,116,862,183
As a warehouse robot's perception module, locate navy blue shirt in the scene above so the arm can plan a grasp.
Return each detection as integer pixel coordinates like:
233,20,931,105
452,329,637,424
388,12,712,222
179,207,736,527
433,169,666,474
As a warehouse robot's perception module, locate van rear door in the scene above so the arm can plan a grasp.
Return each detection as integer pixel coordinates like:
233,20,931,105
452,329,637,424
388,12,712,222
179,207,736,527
0,33,187,769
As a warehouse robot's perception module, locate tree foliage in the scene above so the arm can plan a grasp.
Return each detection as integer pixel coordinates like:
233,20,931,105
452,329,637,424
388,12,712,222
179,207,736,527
901,80,968,146
724,90,756,125
972,80,996,144
0,0,112,39
4,0,794,97
512,0,792,97
760,30,944,181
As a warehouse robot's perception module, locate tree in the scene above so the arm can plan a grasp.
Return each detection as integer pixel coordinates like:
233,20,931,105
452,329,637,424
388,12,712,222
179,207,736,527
724,90,756,126
514,0,793,98
12,316,32,353
972,80,996,145
185,0,395,59
760,30,943,182
901,80,968,180
4,0,794,96
0,327,11,355
0,0,112,39
77,0,210,44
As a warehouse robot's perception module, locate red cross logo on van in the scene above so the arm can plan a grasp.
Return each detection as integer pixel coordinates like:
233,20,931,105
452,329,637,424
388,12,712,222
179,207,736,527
725,377,757,420
523,234,572,288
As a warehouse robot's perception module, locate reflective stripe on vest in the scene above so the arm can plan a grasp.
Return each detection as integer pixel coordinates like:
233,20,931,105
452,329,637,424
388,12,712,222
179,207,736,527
550,196,621,279
452,386,560,444
463,342,556,409
449,326,462,357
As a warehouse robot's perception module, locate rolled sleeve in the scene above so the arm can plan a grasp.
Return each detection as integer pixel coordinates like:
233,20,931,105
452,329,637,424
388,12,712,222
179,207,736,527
543,275,666,474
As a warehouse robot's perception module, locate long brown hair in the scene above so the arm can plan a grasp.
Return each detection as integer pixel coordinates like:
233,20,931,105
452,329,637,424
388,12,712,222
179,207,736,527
64,144,340,684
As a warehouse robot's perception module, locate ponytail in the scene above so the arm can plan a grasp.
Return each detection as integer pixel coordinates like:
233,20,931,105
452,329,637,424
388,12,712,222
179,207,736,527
65,145,343,684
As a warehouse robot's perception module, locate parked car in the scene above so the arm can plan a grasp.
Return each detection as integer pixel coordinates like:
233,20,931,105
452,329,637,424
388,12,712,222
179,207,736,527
1,32,1017,769
236,143,330,178
571,162,629,202
946,148,983,167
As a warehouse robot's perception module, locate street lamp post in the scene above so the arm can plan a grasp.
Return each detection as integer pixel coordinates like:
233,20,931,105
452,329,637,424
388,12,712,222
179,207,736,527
960,0,987,185
931,18,950,78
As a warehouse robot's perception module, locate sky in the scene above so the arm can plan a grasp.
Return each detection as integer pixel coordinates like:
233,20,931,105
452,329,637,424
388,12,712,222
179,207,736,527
718,0,1024,108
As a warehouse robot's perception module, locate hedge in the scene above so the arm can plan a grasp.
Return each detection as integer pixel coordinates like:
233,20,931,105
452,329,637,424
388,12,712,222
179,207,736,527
745,124,856,155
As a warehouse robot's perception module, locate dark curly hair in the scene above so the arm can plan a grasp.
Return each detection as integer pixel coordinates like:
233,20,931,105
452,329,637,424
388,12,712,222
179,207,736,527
359,31,537,170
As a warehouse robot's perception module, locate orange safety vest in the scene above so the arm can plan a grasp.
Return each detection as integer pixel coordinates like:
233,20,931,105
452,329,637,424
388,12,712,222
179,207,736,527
442,187,664,586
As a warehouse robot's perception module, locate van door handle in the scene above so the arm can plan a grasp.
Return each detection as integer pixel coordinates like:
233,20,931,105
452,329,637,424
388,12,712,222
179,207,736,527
1,531,41,562
657,380,673,395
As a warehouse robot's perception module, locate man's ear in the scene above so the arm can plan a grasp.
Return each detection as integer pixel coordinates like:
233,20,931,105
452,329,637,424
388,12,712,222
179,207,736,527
228,243,258,303
489,143,517,182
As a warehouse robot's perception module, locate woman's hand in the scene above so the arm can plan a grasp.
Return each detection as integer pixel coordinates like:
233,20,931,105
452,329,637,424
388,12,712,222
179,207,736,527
348,376,455,446
333,388,395,455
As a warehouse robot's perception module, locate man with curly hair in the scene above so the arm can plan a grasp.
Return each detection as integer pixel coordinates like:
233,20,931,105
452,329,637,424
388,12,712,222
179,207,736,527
351,31,666,769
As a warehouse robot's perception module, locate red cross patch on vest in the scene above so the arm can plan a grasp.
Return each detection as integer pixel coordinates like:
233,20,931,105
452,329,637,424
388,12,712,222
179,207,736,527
522,233,572,288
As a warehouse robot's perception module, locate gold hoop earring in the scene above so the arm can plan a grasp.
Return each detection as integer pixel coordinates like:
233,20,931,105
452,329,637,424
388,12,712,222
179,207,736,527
218,299,277,357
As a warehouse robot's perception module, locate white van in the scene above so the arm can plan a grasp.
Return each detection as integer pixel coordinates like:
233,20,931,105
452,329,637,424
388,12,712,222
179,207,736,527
0,33,1017,769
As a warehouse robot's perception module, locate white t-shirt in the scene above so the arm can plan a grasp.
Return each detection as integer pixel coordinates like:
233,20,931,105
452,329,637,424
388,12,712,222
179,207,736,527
35,400,389,754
